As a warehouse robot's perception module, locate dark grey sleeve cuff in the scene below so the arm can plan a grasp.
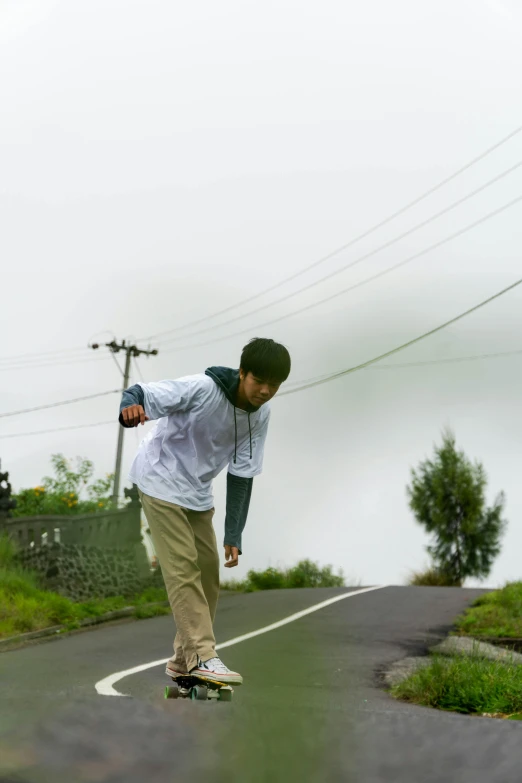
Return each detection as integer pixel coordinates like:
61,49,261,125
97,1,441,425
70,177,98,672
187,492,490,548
118,384,145,427
224,474,253,555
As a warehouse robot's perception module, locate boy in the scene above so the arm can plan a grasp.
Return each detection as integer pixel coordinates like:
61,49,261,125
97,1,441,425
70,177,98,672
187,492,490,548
119,337,291,685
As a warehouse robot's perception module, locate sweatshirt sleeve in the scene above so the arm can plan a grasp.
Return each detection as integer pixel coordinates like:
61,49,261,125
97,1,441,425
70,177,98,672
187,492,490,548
139,377,209,420
224,473,253,555
118,384,145,428
119,376,209,427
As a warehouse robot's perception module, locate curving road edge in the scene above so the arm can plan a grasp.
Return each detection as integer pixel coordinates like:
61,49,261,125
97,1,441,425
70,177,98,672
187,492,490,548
95,584,388,697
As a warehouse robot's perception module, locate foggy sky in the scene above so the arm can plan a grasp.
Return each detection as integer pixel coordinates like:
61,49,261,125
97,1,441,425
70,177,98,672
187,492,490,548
1,0,521,587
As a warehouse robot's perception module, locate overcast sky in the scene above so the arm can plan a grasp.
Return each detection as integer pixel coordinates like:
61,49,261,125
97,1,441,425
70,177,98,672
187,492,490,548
1,0,521,588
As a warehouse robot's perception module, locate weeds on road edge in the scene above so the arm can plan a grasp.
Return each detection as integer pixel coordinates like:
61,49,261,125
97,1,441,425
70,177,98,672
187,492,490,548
454,581,522,639
392,652,522,716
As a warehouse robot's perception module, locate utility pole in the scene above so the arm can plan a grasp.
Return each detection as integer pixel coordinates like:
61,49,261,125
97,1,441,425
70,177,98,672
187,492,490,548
91,339,158,508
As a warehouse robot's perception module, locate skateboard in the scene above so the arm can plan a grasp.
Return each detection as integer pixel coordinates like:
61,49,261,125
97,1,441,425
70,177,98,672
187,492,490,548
164,673,234,702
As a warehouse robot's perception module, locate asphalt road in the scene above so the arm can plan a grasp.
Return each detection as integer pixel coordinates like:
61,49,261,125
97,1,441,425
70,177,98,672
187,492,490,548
1,585,521,783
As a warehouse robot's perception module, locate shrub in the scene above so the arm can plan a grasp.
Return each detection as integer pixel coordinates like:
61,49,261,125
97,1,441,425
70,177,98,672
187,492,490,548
286,559,344,588
221,559,345,592
408,567,461,587
12,454,116,516
246,566,286,591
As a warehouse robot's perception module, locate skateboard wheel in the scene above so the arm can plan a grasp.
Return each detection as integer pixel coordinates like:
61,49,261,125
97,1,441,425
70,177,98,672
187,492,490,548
218,688,233,702
165,684,180,699
191,685,208,701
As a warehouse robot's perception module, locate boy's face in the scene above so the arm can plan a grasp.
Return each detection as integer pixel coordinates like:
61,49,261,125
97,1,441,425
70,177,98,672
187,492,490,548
239,369,281,407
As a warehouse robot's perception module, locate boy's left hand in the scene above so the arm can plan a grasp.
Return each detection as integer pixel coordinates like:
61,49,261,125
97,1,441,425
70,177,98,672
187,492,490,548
224,545,239,568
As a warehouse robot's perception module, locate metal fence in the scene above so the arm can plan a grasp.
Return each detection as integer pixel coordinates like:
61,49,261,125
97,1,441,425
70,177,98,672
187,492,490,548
0,477,142,551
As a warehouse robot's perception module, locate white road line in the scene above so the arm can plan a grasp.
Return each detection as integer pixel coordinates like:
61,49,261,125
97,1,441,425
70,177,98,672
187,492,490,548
95,585,387,697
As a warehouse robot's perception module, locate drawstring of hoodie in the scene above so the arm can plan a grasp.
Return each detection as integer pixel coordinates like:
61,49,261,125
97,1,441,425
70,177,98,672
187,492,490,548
233,407,237,464
233,408,253,464
205,368,255,464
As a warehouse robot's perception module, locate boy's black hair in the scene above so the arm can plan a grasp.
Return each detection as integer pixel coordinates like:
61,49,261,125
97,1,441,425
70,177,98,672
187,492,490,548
240,338,291,384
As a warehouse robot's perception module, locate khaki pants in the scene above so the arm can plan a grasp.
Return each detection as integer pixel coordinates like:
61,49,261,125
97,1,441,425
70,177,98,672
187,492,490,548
139,491,219,671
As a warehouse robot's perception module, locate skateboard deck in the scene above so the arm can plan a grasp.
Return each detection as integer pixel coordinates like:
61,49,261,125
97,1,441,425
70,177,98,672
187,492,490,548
164,673,234,702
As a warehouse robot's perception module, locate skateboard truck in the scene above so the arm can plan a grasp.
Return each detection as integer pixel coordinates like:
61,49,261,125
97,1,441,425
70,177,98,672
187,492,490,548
164,674,234,702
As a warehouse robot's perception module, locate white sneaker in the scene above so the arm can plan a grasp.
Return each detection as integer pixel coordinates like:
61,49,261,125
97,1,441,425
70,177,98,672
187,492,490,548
191,656,243,685
166,660,189,678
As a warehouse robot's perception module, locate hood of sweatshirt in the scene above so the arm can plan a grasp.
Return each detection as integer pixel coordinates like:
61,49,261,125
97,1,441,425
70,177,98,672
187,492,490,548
205,365,257,464
204,366,259,413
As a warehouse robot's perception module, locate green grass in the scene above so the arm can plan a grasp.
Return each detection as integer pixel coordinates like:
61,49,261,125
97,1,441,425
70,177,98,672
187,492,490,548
0,534,18,569
392,653,522,716
0,535,170,639
0,573,169,638
455,581,522,638
408,567,461,587
220,559,345,592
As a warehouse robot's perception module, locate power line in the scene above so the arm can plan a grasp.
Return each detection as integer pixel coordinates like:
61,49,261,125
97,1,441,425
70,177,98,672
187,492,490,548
0,335,152,373
0,336,140,372
161,193,522,353
369,349,522,369
0,331,116,366
155,160,522,348
109,350,125,378
143,122,522,342
0,346,91,365
0,390,120,419
283,348,522,389
3,344,522,440
91,339,158,507
4,125,521,368
133,356,146,382
0,355,112,372
4,125,522,368
279,276,522,396
0,420,115,440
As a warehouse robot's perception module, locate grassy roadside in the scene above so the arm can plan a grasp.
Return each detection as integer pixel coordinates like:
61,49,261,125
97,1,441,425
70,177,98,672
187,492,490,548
391,581,522,718
0,564,170,638
454,581,522,638
392,653,522,718
0,534,170,639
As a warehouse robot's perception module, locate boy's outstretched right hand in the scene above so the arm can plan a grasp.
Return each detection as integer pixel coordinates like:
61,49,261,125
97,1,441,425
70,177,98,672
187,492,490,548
121,405,149,427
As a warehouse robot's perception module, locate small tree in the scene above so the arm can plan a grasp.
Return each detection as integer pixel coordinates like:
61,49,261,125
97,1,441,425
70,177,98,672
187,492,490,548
407,430,506,586
12,454,116,517
286,559,344,588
